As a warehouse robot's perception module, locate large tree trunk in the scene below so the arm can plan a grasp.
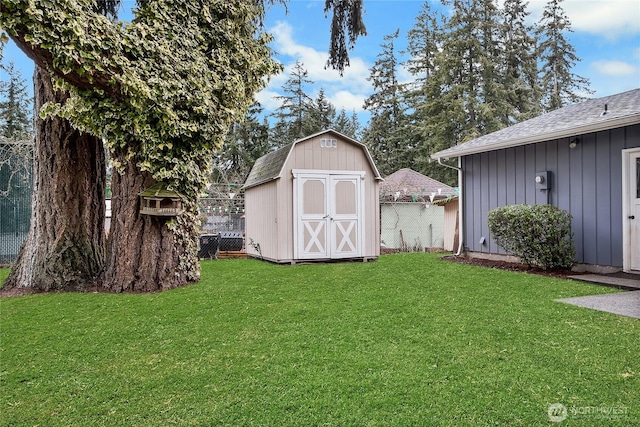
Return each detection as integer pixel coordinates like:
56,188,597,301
103,153,200,292
4,66,106,292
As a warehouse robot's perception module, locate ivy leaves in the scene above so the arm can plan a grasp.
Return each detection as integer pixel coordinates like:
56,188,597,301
1,0,281,198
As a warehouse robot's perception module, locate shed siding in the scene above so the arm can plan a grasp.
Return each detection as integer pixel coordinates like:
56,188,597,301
443,200,459,252
245,181,279,260
245,132,379,262
462,124,640,268
283,136,379,259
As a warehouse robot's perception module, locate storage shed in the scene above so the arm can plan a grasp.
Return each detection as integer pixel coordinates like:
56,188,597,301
243,129,383,263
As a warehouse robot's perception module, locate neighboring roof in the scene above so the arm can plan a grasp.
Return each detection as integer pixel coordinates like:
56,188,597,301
242,129,382,189
431,88,640,160
432,195,459,206
380,168,457,202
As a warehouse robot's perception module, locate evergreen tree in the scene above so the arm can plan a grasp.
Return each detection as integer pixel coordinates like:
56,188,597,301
402,2,456,184
215,102,270,183
0,59,33,197
362,29,409,175
271,60,314,144
324,0,367,74
302,87,336,136
501,0,542,122
536,0,592,110
0,62,32,138
333,108,360,139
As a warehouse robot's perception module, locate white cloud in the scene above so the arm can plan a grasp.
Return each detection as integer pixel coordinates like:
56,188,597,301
259,21,372,113
254,89,283,112
329,90,367,112
592,60,639,76
528,0,640,39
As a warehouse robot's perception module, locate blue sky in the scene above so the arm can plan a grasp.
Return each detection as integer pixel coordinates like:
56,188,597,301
3,0,640,125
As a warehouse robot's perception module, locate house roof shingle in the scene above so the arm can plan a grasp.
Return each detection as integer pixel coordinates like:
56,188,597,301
430,88,640,160
380,168,457,202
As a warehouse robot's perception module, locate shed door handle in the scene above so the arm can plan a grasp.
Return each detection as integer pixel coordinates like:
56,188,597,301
630,215,636,219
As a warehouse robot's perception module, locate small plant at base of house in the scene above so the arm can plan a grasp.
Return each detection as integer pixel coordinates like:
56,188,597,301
488,204,575,270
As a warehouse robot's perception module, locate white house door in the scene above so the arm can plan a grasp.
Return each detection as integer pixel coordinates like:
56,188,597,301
295,172,363,259
626,150,640,271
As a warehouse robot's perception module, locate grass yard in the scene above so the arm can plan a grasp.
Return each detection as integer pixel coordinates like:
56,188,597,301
1,253,638,426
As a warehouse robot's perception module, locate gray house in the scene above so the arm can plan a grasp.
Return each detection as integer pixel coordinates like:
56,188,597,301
431,88,640,273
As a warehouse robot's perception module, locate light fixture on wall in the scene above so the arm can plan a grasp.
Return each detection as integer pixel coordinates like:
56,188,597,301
569,137,580,149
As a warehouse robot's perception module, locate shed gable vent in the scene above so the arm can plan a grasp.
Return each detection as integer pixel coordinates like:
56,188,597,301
320,138,337,148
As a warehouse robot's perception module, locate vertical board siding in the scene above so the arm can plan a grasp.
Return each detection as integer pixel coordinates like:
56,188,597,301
443,200,459,251
462,124,640,268
245,182,279,259
581,132,598,264
595,131,613,266
246,134,380,262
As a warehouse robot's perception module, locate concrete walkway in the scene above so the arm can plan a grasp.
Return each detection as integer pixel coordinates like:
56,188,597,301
557,274,640,319
567,274,640,291
557,291,640,319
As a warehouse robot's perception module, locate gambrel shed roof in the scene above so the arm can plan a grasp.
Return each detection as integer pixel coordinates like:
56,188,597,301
431,88,640,160
243,129,382,189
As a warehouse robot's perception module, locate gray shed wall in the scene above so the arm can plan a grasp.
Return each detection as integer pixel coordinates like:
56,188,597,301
462,124,640,268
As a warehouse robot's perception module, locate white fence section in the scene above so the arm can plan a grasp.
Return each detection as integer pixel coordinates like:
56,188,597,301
380,202,445,252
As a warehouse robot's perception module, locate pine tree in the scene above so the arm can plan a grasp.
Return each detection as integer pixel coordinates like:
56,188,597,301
501,0,542,122
333,108,360,139
302,87,336,136
362,29,409,175
215,102,270,183
271,60,314,144
536,0,592,110
0,62,32,139
402,2,456,184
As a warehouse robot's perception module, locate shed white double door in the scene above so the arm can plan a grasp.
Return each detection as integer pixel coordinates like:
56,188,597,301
293,170,364,259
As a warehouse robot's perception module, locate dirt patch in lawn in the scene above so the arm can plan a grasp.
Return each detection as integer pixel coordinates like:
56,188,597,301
0,286,36,298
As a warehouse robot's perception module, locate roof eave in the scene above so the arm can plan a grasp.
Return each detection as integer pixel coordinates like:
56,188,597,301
431,113,640,160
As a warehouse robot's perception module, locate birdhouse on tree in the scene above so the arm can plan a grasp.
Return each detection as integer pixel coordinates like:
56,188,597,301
139,182,184,217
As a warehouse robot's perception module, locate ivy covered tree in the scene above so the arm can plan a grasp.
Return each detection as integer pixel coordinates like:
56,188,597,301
1,1,118,292
536,0,592,110
1,0,368,293
1,0,281,292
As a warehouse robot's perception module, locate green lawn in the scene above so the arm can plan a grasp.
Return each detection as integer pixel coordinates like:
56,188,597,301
1,253,638,426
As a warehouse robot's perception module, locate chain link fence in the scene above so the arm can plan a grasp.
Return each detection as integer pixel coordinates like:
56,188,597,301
0,195,31,265
1,139,33,265
380,202,445,252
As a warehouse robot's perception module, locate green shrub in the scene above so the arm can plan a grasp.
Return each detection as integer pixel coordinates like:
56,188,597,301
487,204,575,269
